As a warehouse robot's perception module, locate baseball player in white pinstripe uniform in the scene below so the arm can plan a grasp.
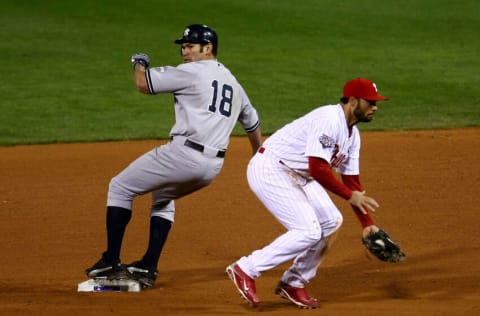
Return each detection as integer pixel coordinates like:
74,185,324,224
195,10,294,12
226,78,388,309
85,24,262,289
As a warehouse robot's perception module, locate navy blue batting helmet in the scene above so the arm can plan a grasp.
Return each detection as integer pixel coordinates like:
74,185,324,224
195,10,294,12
174,24,218,55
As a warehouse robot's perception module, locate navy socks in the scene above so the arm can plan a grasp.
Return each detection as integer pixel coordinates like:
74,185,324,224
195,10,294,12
103,206,171,269
104,206,132,262
142,216,172,268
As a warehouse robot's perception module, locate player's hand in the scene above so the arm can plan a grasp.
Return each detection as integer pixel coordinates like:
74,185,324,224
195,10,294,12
348,191,379,214
362,224,380,238
131,53,150,69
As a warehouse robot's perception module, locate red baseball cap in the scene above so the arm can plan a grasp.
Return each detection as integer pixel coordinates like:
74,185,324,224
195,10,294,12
343,78,389,101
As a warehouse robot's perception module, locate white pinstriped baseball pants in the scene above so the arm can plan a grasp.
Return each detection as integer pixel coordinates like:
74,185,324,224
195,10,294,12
237,148,343,287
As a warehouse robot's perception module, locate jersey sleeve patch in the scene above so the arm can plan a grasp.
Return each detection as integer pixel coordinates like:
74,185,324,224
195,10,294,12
319,134,335,148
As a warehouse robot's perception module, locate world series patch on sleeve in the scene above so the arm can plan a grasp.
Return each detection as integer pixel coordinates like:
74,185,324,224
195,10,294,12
362,229,406,262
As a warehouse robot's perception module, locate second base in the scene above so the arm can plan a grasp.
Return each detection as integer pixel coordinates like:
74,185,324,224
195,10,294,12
77,278,141,292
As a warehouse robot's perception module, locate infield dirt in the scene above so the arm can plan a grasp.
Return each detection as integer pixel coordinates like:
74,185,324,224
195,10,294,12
1,128,479,315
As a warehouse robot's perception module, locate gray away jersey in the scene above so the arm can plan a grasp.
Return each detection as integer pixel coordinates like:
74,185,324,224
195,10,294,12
146,60,259,150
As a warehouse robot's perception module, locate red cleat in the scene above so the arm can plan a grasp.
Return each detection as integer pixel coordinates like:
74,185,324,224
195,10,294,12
274,282,319,309
226,264,260,307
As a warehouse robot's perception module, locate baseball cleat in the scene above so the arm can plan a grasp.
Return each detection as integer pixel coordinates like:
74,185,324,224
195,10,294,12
85,254,125,279
226,264,260,307
274,281,319,309
125,260,158,289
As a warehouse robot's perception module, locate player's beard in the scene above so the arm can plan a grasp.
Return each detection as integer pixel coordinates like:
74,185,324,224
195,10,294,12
354,106,374,122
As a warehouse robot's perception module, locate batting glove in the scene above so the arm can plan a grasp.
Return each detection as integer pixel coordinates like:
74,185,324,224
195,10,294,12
131,53,150,69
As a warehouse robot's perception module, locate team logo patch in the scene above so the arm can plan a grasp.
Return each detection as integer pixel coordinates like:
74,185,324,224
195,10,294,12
319,134,335,148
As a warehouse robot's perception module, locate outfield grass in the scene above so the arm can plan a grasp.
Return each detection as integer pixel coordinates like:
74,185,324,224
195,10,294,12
1,0,479,145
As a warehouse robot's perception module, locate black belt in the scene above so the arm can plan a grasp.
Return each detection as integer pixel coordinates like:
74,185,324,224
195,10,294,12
184,139,226,158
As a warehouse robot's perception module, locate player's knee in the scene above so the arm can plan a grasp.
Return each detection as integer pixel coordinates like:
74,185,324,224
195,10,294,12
109,177,133,197
107,177,137,209
302,228,323,243
322,213,343,237
108,177,121,193
333,214,343,231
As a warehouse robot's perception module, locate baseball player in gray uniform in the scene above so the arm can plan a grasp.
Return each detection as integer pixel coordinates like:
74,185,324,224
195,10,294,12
85,24,262,289
226,78,389,309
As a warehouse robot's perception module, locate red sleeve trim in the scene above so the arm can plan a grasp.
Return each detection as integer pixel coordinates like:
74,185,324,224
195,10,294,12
308,157,352,200
341,174,375,227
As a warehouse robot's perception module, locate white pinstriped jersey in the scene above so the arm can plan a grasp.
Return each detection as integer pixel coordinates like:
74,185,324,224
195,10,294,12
237,104,351,284
146,60,259,150
262,104,360,176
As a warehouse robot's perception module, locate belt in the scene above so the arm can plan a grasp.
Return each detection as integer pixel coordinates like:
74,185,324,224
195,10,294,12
184,139,226,158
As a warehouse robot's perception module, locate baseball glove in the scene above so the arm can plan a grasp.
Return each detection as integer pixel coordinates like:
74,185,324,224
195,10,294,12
362,229,406,262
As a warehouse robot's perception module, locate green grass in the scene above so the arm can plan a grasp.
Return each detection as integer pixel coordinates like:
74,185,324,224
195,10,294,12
1,0,479,145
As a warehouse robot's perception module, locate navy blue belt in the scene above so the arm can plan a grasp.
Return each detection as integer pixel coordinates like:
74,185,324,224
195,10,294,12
184,139,226,158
